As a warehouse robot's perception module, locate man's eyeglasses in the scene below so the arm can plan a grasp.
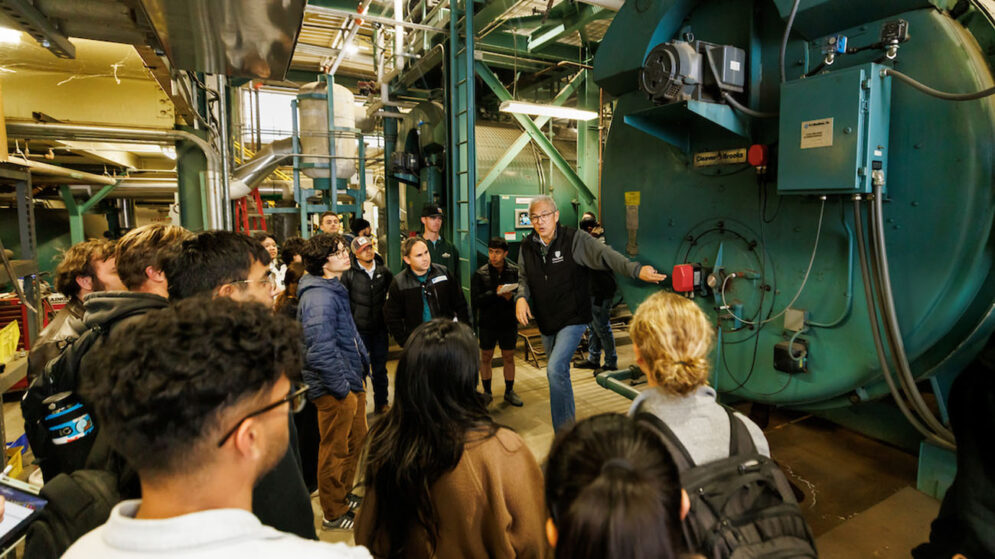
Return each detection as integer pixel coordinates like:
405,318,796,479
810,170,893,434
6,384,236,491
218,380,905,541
217,382,309,447
529,211,556,224
230,273,276,289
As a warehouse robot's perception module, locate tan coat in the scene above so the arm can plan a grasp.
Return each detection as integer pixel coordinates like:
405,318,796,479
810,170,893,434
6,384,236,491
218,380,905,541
355,428,548,559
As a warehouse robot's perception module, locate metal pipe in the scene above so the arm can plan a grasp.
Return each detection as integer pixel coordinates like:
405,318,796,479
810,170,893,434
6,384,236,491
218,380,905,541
216,74,233,230
327,0,375,76
576,0,624,10
6,121,223,229
5,155,116,185
308,4,443,33
394,0,406,72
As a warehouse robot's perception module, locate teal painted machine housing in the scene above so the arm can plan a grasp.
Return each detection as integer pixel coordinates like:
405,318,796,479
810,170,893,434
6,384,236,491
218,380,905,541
595,1,995,410
777,63,892,195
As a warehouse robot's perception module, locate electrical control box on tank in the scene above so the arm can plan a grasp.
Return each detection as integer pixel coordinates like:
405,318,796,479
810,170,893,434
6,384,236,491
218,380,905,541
777,63,892,195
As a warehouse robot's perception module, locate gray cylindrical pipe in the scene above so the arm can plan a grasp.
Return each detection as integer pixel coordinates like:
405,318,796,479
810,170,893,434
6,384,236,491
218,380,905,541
6,121,223,229
216,74,233,230
117,198,136,228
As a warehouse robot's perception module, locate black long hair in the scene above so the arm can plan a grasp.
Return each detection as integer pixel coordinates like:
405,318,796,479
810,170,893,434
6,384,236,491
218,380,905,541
361,319,497,558
545,413,685,559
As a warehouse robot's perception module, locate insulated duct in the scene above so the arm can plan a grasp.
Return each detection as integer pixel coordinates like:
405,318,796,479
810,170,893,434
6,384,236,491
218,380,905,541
230,137,294,199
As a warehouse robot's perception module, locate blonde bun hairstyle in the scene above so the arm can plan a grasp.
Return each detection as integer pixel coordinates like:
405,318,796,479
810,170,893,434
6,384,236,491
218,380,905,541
629,291,715,395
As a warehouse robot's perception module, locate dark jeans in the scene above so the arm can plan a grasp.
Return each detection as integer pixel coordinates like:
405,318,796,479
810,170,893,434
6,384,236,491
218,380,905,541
588,297,617,369
361,329,390,407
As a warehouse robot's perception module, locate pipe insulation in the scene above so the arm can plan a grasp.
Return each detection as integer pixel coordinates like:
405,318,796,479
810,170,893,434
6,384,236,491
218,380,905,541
6,121,225,228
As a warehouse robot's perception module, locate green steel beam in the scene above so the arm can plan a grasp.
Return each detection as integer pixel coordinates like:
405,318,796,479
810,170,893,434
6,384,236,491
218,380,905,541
60,182,119,244
477,70,586,197
527,5,610,51
478,31,586,62
475,61,596,203
577,69,599,214
473,0,520,34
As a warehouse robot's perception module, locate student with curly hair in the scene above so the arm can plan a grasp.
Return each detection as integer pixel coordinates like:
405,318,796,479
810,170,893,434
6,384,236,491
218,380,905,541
299,233,370,531
544,413,690,559
354,319,547,559
628,291,769,465
63,298,370,558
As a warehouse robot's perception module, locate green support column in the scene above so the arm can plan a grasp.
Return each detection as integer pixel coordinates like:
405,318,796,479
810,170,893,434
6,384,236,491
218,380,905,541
475,61,596,204
60,183,120,244
577,69,600,215
176,126,210,232
384,117,402,271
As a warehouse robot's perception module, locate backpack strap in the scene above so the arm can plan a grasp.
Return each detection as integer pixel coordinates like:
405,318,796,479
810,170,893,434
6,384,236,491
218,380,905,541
634,409,697,471
722,406,758,457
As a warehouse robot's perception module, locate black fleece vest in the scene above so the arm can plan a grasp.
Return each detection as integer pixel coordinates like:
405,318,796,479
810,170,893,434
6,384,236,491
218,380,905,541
521,225,591,335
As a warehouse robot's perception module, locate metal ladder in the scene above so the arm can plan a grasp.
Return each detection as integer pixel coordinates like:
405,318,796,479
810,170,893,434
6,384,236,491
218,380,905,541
447,0,477,297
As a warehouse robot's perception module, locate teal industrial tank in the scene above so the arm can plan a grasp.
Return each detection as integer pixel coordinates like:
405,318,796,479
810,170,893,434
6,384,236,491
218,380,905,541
595,0,995,435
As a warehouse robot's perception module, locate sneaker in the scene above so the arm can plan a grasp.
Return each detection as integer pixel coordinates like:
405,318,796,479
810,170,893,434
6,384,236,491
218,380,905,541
503,391,524,407
574,360,600,370
374,404,390,415
479,391,493,405
321,512,355,531
346,493,363,511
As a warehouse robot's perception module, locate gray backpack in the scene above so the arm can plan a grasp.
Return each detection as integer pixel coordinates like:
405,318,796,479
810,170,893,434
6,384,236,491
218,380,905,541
635,406,818,559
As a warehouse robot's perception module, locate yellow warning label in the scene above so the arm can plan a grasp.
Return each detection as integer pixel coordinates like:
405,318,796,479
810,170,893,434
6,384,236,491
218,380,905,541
0,321,19,364
625,191,641,206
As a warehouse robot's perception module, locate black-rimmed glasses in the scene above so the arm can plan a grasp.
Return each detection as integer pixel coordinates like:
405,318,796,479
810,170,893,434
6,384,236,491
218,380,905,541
216,382,309,447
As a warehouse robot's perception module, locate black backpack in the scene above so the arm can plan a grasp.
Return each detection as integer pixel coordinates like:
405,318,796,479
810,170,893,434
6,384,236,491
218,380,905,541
635,406,818,559
23,469,120,559
21,309,145,481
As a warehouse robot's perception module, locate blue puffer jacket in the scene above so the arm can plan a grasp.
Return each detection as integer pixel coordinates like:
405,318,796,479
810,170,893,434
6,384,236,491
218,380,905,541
298,274,369,400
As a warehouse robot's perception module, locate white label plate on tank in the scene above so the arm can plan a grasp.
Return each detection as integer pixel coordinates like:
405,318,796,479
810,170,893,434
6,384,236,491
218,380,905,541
504,232,517,241
800,118,833,149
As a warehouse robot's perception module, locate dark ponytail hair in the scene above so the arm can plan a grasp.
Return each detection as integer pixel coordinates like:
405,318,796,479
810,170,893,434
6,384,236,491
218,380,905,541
361,319,498,558
545,413,684,559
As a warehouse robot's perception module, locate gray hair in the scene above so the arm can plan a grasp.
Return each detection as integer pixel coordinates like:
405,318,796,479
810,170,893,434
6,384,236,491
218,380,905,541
529,195,557,215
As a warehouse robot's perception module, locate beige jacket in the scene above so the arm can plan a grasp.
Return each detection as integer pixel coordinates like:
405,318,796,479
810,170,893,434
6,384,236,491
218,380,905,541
355,428,548,559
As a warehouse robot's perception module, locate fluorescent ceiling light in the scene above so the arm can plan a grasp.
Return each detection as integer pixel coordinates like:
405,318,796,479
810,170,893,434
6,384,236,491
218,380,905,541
0,27,21,44
499,100,597,121
345,43,360,55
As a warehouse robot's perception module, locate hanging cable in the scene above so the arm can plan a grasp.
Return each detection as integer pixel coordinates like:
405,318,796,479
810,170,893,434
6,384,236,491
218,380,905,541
721,91,779,119
882,68,995,101
867,184,956,443
780,0,801,83
853,197,955,450
807,200,854,328
721,197,826,325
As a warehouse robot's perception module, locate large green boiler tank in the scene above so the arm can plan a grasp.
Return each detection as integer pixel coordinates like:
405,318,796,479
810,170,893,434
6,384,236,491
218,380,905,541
595,0,995,436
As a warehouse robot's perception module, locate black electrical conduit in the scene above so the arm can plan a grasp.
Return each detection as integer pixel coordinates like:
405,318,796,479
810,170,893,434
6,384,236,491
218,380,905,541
882,68,995,101
853,198,955,450
868,185,956,443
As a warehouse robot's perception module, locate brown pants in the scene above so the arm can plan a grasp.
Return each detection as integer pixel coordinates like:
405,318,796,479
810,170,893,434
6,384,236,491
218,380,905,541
314,391,368,519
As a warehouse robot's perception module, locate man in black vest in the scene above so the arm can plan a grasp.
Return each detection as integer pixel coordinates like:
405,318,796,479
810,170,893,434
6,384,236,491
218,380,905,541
515,196,666,431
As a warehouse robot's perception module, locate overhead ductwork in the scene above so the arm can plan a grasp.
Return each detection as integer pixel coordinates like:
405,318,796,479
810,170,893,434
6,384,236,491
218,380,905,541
230,137,293,199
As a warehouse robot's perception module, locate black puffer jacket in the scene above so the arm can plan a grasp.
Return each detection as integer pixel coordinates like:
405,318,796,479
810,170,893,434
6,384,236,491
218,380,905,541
340,259,394,334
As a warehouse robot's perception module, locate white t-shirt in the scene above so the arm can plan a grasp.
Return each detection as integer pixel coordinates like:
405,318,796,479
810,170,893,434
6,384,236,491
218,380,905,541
63,500,372,559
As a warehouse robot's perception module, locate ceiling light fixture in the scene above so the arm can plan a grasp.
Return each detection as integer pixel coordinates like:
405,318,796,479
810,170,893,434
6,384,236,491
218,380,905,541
499,100,598,121
0,27,21,44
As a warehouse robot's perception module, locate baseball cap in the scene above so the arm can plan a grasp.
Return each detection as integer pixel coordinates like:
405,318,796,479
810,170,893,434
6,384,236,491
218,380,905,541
351,235,373,254
421,204,444,218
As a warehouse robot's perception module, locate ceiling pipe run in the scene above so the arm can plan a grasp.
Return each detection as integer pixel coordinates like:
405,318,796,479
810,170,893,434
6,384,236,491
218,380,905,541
5,155,117,185
576,0,623,10
230,137,293,199
5,121,225,229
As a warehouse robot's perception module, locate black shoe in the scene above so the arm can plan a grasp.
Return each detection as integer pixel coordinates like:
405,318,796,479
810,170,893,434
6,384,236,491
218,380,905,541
346,492,363,511
593,367,604,377
574,360,599,370
479,391,493,405
503,391,524,407
321,511,355,531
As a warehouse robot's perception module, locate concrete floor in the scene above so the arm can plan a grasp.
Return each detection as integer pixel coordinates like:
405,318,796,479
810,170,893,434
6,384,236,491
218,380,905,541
4,329,941,556
312,331,941,556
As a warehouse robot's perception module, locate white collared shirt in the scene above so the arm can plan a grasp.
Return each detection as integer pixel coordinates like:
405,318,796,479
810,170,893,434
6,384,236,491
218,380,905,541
63,500,372,559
